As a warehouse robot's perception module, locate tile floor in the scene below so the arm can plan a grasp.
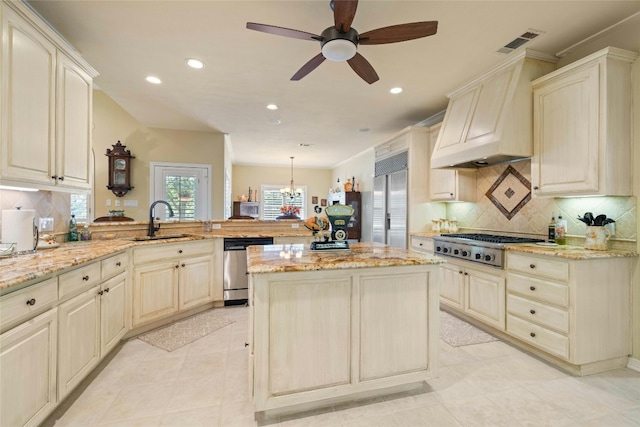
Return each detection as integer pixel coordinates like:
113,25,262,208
44,306,640,427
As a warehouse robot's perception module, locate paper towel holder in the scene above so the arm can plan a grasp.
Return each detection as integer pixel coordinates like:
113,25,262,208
106,141,135,197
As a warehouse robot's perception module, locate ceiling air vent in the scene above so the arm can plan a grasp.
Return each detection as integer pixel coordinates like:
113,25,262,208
497,29,544,54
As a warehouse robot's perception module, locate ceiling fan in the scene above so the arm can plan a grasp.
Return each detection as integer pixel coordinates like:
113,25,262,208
246,0,438,84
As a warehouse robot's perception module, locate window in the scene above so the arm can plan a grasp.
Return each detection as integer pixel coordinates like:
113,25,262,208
70,194,89,222
261,184,306,220
150,163,211,220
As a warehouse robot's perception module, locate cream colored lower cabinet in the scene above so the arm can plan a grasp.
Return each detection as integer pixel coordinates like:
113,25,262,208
179,254,215,311
132,240,215,327
250,265,439,413
100,272,128,356
58,286,101,399
439,261,506,330
0,308,58,427
410,235,434,254
506,252,632,374
132,260,180,326
58,270,128,400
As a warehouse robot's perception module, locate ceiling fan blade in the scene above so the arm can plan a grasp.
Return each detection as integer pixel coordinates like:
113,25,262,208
347,53,379,84
291,53,326,81
359,21,438,45
333,0,358,32
246,22,321,42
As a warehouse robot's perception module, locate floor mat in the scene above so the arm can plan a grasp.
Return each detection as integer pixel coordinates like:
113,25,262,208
440,310,499,347
138,309,234,352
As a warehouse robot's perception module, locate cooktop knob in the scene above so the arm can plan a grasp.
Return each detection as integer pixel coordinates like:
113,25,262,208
443,247,449,253
484,254,494,262
461,250,469,257
453,249,460,255
475,253,482,260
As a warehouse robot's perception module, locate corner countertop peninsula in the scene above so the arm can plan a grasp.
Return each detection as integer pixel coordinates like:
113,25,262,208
246,242,444,415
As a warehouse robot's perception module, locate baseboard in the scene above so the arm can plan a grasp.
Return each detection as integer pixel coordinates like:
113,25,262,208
627,357,640,372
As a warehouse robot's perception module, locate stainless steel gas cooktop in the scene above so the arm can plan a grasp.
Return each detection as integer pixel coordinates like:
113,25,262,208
432,233,544,268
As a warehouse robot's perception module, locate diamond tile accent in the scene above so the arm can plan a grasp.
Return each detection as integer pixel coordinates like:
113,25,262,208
485,165,531,220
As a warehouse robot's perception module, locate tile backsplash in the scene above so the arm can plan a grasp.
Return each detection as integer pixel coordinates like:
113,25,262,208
0,190,70,240
446,160,637,243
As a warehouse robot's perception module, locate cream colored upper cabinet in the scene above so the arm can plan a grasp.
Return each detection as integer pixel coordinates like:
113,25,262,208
56,53,93,190
1,5,56,186
0,1,97,191
531,47,638,197
431,50,557,169
429,123,476,202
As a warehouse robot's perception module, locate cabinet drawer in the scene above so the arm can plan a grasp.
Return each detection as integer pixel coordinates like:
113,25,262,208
133,240,214,265
101,252,128,280
0,278,58,326
59,262,101,297
507,314,569,360
411,236,434,254
507,273,568,308
507,253,569,282
507,294,569,334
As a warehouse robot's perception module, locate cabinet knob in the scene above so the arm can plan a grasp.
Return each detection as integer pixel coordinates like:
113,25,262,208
530,332,536,338
104,288,110,293
26,298,36,306
530,309,536,315
51,175,57,180
58,176,64,181
529,286,536,291
178,249,183,254
529,264,536,269
458,270,463,274
116,262,121,267
419,243,423,246
98,290,104,295
244,342,249,347
175,265,179,269
533,186,539,190
181,263,186,268
464,272,468,276
82,275,90,281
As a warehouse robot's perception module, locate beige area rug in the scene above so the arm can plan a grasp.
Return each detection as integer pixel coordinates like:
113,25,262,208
440,310,499,347
138,309,234,352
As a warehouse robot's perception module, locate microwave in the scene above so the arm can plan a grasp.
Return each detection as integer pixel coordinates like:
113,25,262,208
233,201,259,219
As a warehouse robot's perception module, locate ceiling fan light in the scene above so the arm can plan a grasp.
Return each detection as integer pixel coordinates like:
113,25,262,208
322,39,357,62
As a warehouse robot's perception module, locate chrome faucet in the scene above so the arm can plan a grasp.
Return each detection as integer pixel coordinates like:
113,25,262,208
148,200,174,237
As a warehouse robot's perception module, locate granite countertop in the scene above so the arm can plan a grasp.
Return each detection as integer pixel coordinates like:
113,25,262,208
504,243,637,260
247,242,444,274
0,240,134,292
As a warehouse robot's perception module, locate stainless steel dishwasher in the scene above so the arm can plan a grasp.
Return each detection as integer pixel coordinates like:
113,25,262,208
223,237,274,305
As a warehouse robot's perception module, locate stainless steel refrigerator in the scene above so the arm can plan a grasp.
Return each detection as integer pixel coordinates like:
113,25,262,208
372,151,408,248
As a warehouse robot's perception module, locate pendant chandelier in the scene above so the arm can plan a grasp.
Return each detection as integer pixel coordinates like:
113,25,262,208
280,156,303,202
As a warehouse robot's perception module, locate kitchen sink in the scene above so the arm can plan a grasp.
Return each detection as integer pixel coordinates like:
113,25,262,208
131,234,193,241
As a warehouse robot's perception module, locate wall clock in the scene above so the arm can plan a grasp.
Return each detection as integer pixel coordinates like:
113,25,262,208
106,141,134,197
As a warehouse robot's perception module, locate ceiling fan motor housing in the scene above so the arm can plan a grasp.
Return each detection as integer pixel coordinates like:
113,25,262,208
320,27,359,61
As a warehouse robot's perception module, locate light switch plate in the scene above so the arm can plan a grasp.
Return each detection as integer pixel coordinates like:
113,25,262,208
124,200,138,207
291,223,299,229
212,224,221,230
39,217,54,232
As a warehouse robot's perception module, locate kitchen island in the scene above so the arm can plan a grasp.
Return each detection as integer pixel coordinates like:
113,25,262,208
246,242,444,416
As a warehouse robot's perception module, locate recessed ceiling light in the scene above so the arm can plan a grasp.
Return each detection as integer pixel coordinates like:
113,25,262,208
266,104,279,110
390,87,403,94
298,143,314,147
185,58,205,69
267,119,281,125
145,76,162,84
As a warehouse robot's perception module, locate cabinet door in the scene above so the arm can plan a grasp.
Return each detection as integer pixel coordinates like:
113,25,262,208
1,7,56,185
465,67,514,144
56,53,92,189
101,272,128,356
465,268,505,330
439,263,464,309
179,254,215,311
532,63,599,195
0,308,57,427
58,286,101,400
132,261,179,326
